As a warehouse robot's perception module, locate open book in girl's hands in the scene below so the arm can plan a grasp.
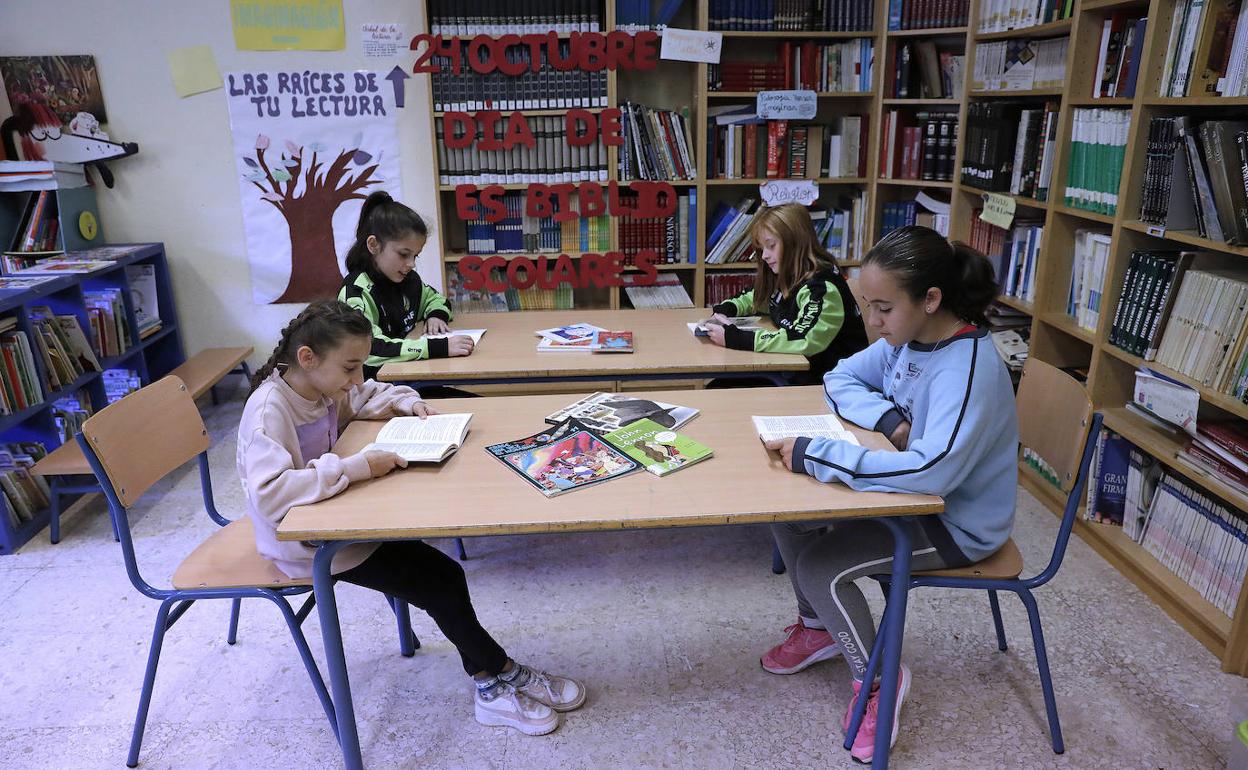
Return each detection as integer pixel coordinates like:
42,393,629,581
688,316,762,337
420,328,487,345
362,413,473,463
752,414,860,446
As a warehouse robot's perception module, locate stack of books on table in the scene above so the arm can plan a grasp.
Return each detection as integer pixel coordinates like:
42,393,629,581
535,325,633,353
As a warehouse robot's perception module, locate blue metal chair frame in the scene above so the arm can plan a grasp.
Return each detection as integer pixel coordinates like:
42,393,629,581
77,424,420,767
844,412,1104,761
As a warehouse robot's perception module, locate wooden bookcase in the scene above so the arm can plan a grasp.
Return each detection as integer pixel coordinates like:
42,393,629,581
417,1,1248,673
0,242,185,554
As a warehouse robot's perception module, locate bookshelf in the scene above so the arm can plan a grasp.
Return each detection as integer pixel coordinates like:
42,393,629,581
416,2,1248,672
0,243,185,554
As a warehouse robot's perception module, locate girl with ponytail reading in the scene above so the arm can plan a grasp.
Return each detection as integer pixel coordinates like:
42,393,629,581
238,300,585,736
337,191,475,381
757,227,1018,763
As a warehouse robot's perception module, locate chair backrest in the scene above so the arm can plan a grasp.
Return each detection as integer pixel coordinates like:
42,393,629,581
1014,360,1102,587
80,376,208,508
844,277,880,344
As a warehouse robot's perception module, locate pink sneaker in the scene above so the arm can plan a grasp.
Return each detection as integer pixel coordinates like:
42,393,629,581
843,664,911,764
760,619,841,674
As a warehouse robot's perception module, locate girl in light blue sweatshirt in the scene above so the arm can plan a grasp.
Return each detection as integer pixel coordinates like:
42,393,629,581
760,226,1018,763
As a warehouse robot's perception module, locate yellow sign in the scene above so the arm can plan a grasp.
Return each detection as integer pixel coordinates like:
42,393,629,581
979,193,1017,229
230,0,345,51
78,210,98,241
168,45,223,98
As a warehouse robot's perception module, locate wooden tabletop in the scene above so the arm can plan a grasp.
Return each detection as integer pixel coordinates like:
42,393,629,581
375,308,809,382
278,386,942,542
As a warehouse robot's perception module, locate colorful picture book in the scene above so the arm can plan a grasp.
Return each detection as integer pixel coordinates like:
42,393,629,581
604,419,713,477
535,323,606,343
537,336,600,352
545,392,700,434
486,418,639,497
361,413,473,463
15,258,114,275
593,330,633,353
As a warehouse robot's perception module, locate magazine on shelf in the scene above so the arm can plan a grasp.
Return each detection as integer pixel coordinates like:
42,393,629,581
604,418,713,476
485,418,640,497
545,391,700,434
752,414,861,445
14,258,114,275
361,413,473,463
688,316,763,337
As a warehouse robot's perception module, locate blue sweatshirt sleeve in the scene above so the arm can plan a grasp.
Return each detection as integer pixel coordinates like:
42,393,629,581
822,339,908,438
797,350,1006,496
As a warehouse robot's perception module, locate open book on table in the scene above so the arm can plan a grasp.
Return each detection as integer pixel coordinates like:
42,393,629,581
687,316,762,337
419,328,486,345
752,414,860,446
362,413,473,463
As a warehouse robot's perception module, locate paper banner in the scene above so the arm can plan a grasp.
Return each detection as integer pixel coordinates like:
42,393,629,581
230,0,345,51
659,29,723,64
225,70,401,304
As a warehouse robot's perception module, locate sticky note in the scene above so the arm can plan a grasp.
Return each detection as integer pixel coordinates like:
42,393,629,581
168,45,223,98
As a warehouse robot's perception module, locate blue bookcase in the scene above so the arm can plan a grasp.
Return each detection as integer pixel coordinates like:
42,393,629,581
0,243,184,554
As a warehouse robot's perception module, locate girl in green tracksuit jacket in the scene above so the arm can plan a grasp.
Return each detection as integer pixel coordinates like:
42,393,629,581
337,191,475,380
704,203,868,384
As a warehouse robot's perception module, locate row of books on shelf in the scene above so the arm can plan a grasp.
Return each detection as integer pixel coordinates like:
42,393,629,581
0,321,41,414
879,110,957,182
1140,116,1248,246
6,190,60,255
446,268,577,313
710,0,875,31
709,116,868,180
887,41,964,100
1084,429,1247,617
705,193,866,265
0,443,50,530
880,192,950,237
1091,14,1146,99
814,198,868,264
51,389,92,443
430,49,607,112
623,274,694,309
435,116,608,186
618,190,697,265
427,0,601,35
1064,107,1130,216
618,103,697,183
1068,229,1110,332
970,38,1067,92
29,306,100,395
707,40,874,94
975,216,1042,301
976,0,1072,33
1159,0,1246,98
1108,254,1248,399
961,101,1057,199
888,0,968,30
463,193,612,255
615,0,680,31
705,271,757,307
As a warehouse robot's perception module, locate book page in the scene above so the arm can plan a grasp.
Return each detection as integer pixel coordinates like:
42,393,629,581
375,413,471,444
752,414,860,446
363,441,453,463
420,328,487,344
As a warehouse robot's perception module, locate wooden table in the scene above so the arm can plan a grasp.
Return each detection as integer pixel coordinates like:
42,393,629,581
279,387,942,770
375,308,809,387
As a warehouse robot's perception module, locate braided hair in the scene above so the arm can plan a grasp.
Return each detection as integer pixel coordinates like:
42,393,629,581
248,300,374,393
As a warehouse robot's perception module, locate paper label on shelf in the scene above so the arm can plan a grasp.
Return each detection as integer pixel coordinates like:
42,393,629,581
361,23,406,58
756,90,817,120
980,193,1016,229
759,179,819,206
659,29,722,64
1146,224,1166,237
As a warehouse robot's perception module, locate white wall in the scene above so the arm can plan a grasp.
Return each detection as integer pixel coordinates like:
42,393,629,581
0,0,440,367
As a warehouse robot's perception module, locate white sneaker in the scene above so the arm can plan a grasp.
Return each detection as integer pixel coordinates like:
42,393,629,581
511,665,587,712
474,682,559,736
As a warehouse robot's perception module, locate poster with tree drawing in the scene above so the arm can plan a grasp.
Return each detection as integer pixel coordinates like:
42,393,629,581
225,70,401,304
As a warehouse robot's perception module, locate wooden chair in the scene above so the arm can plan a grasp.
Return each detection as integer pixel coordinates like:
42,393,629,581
848,359,1103,756
76,376,420,767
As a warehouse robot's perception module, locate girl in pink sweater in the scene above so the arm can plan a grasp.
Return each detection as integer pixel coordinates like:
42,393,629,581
237,300,585,735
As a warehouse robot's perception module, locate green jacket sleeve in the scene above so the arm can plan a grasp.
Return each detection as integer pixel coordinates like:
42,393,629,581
724,281,845,357
419,284,453,323
337,286,445,366
712,290,755,317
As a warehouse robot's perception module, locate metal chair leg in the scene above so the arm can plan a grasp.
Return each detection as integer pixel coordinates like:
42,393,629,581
455,537,468,560
227,598,242,645
271,594,339,741
844,613,889,748
988,590,1008,651
127,599,173,767
387,595,419,657
48,479,62,544
1018,588,1064,754
771,544,785,574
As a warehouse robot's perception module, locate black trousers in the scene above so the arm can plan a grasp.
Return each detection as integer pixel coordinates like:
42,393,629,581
337,541,508,676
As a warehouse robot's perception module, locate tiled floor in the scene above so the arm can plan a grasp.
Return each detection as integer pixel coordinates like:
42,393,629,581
0,390,1243,769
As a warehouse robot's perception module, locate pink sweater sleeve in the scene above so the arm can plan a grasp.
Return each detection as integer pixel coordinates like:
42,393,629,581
340,379,424,423
239,424,373,527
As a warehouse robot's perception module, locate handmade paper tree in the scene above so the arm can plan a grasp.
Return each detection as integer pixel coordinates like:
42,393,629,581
241,133,380,303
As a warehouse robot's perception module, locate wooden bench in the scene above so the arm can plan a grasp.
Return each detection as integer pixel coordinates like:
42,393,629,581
31,346,253,544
